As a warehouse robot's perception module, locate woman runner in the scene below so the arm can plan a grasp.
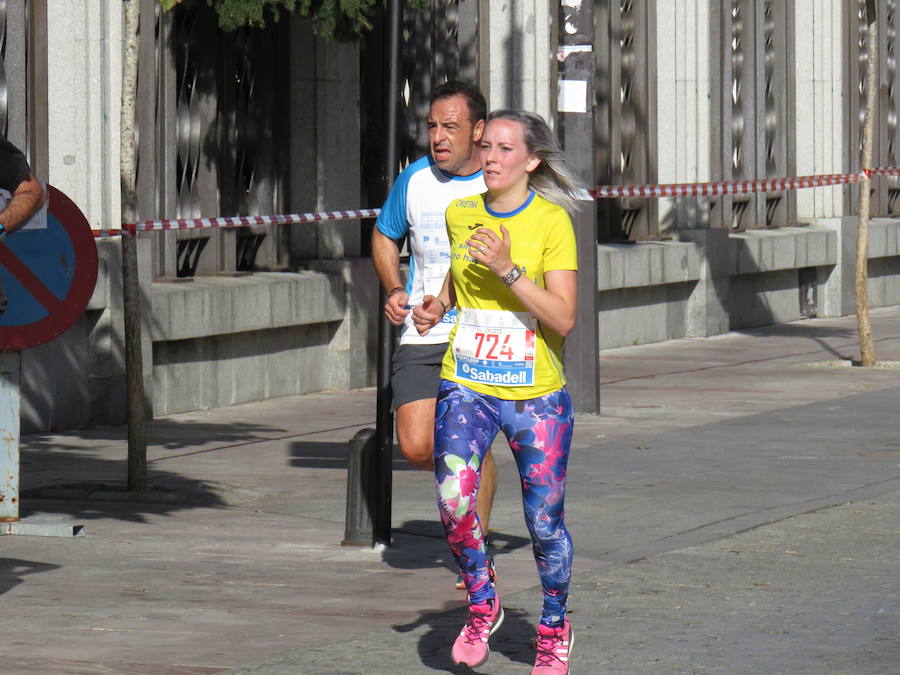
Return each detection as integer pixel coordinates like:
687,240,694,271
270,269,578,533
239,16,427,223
413,109,583,673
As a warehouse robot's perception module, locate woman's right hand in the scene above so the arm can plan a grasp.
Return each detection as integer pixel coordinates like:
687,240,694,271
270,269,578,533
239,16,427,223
411,295,446,336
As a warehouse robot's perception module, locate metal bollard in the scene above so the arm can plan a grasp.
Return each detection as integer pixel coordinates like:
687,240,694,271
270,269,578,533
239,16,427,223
342,427,377,546
0,352,21,523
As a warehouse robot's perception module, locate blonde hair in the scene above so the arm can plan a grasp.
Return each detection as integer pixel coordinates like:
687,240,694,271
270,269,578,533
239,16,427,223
487,110,585,214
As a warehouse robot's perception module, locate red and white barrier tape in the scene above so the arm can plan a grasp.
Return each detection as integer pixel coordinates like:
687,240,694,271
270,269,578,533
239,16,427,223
591,167,900,199
92,168,900,238
866,166,900,177
93,229,127,238
591,172,862,199
93,208,380,238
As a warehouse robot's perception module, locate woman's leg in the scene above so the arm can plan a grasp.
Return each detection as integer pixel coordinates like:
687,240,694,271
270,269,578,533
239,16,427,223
500,387,575,627
434,380,500,604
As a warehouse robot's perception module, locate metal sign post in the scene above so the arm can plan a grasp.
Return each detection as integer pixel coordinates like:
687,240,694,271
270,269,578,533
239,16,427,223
0,184,97,537
370,0,403,549
558,0,601,414
0,351,21,522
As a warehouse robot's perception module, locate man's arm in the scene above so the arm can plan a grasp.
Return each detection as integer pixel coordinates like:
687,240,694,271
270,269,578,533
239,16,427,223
0,173,46,236
371,227,410,326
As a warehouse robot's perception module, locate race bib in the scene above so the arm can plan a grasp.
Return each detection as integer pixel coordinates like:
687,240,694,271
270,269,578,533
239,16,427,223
452,308,536,387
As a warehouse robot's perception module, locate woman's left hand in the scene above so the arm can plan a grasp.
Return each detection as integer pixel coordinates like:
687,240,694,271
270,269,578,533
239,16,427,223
467,225,514,277
411,295,445,336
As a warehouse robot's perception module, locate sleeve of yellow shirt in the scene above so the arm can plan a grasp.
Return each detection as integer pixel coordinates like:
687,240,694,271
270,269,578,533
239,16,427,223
542,208,578,273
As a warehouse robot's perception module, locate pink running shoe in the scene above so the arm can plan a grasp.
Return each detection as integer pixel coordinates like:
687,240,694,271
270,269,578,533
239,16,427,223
531,619,574,673
450,597,505,667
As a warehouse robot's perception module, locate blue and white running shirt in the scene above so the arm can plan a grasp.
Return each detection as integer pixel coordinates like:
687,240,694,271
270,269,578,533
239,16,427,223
376,155,486,345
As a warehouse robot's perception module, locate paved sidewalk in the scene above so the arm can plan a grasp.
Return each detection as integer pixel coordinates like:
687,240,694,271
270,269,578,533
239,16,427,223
3,307,900,673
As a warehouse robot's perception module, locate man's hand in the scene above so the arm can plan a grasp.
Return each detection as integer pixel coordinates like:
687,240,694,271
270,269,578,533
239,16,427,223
384,287,410,326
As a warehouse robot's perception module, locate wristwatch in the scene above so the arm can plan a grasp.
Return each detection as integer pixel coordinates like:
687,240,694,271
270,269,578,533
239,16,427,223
0,225,7,242
501,264,523,287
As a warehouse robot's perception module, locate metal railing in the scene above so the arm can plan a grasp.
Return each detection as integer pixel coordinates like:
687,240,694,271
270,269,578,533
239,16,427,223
711,0,792,230
848,0,900,217
595,0,658,241
136,0,289,279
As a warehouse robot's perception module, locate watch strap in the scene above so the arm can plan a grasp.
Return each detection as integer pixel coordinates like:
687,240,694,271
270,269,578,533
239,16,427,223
501,264,522,287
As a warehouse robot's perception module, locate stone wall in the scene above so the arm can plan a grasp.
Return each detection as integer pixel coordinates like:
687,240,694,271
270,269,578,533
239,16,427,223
597,218,900,349
20,2,900,432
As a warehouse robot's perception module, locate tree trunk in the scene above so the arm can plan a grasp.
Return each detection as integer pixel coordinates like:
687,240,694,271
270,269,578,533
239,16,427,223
857,13,878,368
122,0,147,491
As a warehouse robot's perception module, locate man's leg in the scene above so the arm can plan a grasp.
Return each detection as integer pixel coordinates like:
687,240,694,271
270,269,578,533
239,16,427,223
396,395,496,536
396,398,436,470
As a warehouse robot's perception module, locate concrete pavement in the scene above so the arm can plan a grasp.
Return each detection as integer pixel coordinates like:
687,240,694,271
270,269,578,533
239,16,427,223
3,307,900,673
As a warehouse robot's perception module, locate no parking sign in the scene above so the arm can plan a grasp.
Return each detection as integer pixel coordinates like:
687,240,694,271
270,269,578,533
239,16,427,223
0,184,97,527
0,184,98,351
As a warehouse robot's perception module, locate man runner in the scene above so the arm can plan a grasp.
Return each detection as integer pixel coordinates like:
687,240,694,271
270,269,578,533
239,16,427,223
372,82,498,586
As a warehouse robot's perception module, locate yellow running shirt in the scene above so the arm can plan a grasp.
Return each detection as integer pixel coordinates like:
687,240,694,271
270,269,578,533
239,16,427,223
441,191,578,399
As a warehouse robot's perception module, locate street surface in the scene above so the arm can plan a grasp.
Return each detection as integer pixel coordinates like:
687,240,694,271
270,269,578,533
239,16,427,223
3,307,899,673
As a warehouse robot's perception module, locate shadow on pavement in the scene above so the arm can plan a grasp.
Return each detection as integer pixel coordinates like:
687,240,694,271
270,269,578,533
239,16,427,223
17,418,295,523
18,482,229,524
19,459,232,524
736,322,858,360
0,557,61,597
392,601,534,672
388,520,532,573
289,439,418,471
27,418,289,453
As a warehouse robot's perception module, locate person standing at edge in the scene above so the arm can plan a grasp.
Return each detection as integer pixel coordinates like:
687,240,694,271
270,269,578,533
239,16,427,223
0,135,45,235
413,110,582,673
0,135,47,316
371,82,499,586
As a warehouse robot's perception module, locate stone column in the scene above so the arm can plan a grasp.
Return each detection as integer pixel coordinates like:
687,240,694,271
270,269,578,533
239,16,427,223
818,217,859,318
487,0,555,122
46,1,122,230
656,0,712,233
792,0,844,221
678,228,731,337
307,259,378,390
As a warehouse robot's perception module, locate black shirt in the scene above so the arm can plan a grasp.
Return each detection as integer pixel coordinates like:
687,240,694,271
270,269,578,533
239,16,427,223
0,135,32,193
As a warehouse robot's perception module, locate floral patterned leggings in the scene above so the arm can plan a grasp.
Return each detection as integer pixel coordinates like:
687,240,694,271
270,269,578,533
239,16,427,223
434,379,574,628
